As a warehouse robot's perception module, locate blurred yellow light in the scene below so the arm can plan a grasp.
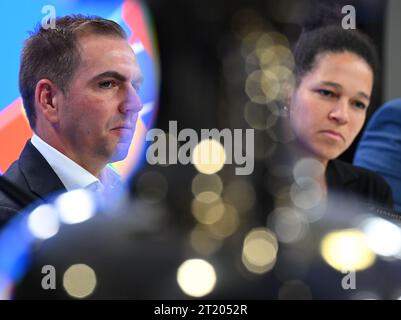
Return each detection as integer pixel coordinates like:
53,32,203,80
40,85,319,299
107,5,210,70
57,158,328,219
244,101,270,130
259,45,294,69
177,259,217,297
255,33,274,55
241,31,264,57
320,229,376,272
63,264,97,299
207,203,239,239
191,174,223,203
242,228,278,274
245,71,265,104
190,225,223,255
196,191,220,204
266,31,290,47
192,198,225,225
261,70,281,102
192,139,226,175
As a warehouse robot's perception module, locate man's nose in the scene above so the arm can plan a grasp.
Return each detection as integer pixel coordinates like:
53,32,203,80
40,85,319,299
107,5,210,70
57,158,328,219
119,86,143,114
328,99,349,124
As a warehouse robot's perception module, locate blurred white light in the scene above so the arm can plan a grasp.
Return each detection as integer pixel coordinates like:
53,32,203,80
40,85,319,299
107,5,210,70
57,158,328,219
268,207,309,243
290,177,323,210
28,204,60,239
360,217,401,257
55,189,95,225
177,259,217,297
293,158,325,183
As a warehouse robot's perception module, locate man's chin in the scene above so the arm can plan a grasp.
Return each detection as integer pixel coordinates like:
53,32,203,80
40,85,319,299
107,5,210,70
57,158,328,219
109,143,131,163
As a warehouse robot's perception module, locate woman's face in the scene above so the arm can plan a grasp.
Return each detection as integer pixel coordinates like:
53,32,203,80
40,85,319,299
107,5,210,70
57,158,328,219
289,51,373,164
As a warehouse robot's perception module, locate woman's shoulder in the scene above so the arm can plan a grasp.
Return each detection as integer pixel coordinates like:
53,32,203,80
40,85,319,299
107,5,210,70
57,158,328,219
328,159,393,208
330,159,390,188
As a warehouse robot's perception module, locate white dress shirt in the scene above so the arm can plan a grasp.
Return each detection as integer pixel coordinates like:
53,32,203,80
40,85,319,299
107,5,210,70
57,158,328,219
31,134,121,192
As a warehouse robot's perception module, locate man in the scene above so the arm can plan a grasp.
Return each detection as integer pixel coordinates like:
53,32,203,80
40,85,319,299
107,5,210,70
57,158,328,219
354,98,401,210
0,15,143,228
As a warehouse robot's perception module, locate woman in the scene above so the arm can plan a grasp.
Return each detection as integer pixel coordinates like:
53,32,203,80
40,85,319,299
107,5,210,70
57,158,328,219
286,25,393,209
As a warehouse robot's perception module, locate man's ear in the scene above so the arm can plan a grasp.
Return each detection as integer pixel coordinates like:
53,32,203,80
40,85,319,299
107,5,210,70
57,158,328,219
34,79,62,125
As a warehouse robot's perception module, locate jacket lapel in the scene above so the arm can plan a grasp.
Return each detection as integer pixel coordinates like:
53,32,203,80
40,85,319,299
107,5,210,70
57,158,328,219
18,141,66,199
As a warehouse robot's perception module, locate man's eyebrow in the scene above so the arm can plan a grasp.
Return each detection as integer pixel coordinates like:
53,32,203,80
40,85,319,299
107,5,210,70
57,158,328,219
320,81,370,101
92,71,144,84
93,71,127,82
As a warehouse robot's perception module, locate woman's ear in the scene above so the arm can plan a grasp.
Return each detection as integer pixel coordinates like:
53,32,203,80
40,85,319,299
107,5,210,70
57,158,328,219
34,79,61,125
282,81,294,110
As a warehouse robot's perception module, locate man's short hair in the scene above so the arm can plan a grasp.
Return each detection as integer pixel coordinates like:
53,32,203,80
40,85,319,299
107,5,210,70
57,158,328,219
19,14,127,129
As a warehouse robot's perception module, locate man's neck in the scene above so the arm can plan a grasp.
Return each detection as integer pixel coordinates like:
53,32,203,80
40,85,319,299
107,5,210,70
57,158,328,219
34,132,106,178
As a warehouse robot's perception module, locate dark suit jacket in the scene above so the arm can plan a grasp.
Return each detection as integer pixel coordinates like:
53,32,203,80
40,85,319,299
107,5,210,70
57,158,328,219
326,159,394,209
0,141,66,228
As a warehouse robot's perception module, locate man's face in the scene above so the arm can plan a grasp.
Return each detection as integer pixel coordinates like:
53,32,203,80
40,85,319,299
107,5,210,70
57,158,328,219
58,34,143,166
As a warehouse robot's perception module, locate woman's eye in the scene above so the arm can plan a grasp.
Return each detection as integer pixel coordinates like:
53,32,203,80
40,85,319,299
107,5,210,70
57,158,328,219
317,89,335,97
353,101,367,110
99,81,116,89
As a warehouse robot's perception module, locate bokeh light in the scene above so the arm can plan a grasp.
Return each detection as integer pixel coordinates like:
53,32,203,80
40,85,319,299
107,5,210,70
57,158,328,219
192,139,226,175
320,229,376,272
267,207,309,243
242,227,278,274
63,264,97,299
55,189,95,225
360,217,401,257
177,259,217,298
191,173,223,204
27,204,60,240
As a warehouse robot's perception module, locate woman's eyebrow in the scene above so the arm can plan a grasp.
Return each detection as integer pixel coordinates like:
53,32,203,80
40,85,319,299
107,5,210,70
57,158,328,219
319,81,342,89
320,81,370,101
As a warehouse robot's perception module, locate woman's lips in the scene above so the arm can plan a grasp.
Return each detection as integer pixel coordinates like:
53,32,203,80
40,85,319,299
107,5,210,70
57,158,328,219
320,130,344,142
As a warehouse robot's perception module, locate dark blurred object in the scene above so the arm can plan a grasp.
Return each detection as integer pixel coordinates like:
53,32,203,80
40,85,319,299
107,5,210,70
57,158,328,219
354,98,401,211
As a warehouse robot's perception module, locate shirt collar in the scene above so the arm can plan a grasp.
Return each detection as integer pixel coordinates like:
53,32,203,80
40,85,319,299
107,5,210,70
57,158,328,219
31,134,120,191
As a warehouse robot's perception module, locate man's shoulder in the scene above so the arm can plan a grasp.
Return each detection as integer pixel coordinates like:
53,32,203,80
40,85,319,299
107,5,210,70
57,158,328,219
0,159,28,225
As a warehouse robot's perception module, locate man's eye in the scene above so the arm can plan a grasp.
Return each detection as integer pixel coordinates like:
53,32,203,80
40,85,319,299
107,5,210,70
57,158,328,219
99,81,116,89
132,82,141,93
317,89,336,97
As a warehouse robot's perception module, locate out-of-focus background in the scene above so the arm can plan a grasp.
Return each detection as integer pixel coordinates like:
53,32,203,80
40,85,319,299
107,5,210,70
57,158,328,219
1,0,401,300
